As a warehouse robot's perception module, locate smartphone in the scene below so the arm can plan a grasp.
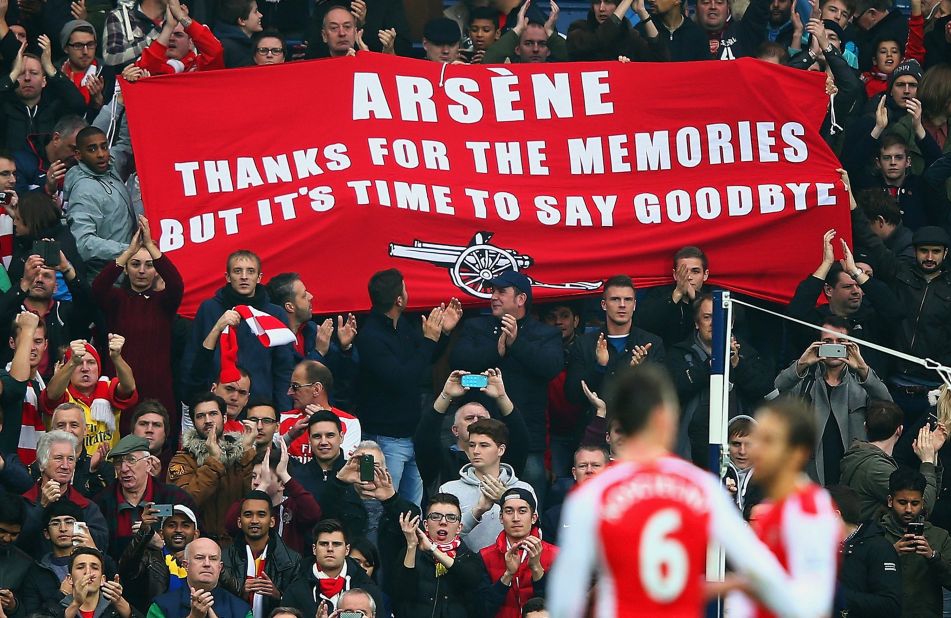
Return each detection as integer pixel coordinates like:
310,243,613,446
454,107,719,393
907,521,925,536
0,192,11,206
153,503,174,518
459,48,475,62
339,613,364,618
818,343,847,358
359,454,375,482
461,374,489,389
73,521,87,546
928,411,939,431
31,239,61,267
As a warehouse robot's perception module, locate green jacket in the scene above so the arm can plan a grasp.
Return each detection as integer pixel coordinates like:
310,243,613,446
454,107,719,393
840,440,941,523
481,28,568,64
880,511,951,617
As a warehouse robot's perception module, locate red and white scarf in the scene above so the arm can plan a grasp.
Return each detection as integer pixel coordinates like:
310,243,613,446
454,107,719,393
6,362,45,465
246,545,268,618
219,305,295,383
312,562,349,605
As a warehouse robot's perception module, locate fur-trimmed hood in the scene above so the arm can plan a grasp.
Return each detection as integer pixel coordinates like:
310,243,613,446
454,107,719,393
180,429,247,467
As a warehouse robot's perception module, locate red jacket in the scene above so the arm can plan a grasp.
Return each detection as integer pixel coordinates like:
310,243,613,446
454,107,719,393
136,19,225,75
479,530,558,618
860,13,924,97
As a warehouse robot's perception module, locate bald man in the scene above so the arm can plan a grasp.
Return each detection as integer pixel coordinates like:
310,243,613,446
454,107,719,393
147,538,252,618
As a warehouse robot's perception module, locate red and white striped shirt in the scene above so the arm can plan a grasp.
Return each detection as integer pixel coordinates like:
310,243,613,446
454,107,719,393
279,407,361,463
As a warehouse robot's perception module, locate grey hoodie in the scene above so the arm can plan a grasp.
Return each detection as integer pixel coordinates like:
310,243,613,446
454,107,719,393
439,462,535,552
63,160,139,274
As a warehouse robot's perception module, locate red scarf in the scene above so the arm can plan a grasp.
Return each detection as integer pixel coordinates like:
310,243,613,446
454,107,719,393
317,576,345,599
432,536,462,558
16,376,45,465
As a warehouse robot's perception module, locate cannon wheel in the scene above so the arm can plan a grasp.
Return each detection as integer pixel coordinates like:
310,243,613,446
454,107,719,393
451,244,520,299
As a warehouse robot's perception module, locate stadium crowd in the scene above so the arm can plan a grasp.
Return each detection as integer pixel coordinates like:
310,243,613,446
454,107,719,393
0,0,945,613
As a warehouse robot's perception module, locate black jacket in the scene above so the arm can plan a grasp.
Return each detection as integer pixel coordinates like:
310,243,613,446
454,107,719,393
290,455,367,538
837,521,903,618
637,284,706,348
705,0,770,59
667,333,772,468
221,533,301,617
450,315,563,453
0,71,87,153
304,0,411,57
279,557,384,617
564,326,666,411
413,404,530,491
93,479,197,561
853,208,951,379
786,45,865,145
390,543,485,618
924,15,951,69
0,542,36,617
355,311,447,438
567,12,669,61
785,272,904,377
0,274,95,381
656,13,710,61
855,9,908,71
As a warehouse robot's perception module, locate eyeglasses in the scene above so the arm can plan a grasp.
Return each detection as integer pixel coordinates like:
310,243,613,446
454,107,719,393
66,42,96,50
246,416,277,426
289,381,318,392
115,454,150,467
255,47,284,55
223,385,250,396
426,513,461,523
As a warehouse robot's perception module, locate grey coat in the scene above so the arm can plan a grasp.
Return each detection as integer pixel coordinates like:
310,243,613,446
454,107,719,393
775,361,892,485
63,160,140,273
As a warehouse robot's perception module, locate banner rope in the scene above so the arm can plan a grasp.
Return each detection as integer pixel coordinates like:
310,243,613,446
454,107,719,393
728,297,951,388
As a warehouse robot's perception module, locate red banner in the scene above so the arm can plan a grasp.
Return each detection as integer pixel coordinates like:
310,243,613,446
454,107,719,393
123,53,849,318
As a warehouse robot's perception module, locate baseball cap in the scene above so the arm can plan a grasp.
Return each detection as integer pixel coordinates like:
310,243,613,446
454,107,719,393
486,270,533,302
423,17,462,45
912,226,950,248
107,435,150,460
173,505,198,525
498,487,537,512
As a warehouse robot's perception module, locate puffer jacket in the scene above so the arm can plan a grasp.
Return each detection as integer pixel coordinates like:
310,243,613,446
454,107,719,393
166,429,255,546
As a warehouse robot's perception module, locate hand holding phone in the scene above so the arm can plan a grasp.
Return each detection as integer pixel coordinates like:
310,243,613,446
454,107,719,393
359,454,375,482
460,373,488,389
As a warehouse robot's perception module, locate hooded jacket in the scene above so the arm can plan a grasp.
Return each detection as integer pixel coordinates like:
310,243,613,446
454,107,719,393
63,160,138,273
439,463,535,552
879,511,951,617
774,361,890,485
181,285,294,411
166,429,255,546
212,23,254,68
837,521,902,618
479,529,557,618
840,440,940,523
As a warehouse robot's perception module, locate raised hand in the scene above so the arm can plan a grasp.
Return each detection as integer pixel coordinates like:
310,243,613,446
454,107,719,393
422,306,445,341
441,370,467,399
483,368,506,399
378,28,396,54
913,424,937,464
37,34,55,76
796,342,822,374
629,343,652,367
315,318,334,356
872,95,889,138
399,511,420,546
69,340,88,365
70,0,86,19
350,0,367,26
441,297,463,333
581,380,606,417
108,333,125,359
336,313,357,349
205,429,222,459
820,229,836,266
544,0,560,37
595,332,609,366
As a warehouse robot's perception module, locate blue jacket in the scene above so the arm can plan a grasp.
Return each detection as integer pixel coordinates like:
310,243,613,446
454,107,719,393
181,286,294,411
151,585,250,618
